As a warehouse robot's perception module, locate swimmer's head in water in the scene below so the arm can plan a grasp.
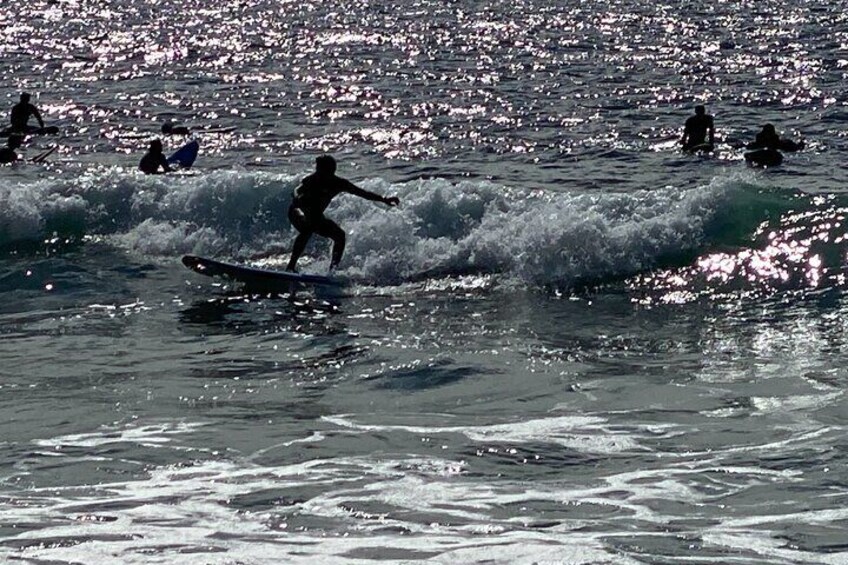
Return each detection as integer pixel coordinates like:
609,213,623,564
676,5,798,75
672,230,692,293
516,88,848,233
316,155,337,175
8,135,22,150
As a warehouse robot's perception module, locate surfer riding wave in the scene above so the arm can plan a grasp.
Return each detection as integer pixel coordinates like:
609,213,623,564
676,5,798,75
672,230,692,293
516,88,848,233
287,155,399,272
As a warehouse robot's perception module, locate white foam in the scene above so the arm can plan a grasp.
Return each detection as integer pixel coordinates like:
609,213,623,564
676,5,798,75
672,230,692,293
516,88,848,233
323,414,643,454
34,421,208,449
0,167,760,287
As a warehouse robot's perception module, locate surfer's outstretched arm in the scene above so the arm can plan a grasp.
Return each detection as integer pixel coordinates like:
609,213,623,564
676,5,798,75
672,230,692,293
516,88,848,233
344,181,399,206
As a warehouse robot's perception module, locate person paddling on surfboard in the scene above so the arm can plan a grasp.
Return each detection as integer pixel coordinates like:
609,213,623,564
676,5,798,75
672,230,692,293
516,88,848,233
9,93,45,134
286,155,400,273
681,105,715,153
138,139,172,175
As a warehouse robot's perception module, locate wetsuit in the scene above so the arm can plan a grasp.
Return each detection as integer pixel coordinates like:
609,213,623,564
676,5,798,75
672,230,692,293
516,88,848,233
0,147,17,164
10,102,43,133
682,114,714,150
139,151,170,174
289,172,362,232
748,130,781,150
287,171,388,270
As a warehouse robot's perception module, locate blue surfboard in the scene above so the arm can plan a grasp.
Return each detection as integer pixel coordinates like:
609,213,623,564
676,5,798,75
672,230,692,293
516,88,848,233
182,255,344,289
167,140,199,168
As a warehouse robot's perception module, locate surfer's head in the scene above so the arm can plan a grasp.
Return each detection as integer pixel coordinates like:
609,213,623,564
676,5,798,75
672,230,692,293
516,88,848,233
695,105,705,116
7,135,22,150
316,155,336,175
20,93,30,103
150,139,163,153
161,123,173,134
763,124,776,135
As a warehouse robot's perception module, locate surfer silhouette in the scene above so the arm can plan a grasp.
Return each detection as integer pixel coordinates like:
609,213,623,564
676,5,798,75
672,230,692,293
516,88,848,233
681,105,715,152
747,124,780,150
138,139,172,174
9,93,45,133
746,124,804,152
0,135,22,164
286,155,400,273
744,124,804,167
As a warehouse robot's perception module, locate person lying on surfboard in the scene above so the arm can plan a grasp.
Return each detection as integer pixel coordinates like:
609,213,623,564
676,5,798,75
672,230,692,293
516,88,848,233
9,93,45,134
138,139,172,175
286,155,400,273
681,105,715,153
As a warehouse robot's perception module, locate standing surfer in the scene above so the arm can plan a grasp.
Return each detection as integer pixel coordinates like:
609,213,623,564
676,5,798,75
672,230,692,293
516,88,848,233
286,155,400,272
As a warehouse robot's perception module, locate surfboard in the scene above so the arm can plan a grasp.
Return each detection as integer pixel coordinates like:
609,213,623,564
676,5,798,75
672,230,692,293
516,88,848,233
167,140,199,168
0,125,59,138
778,139,804,152
182,255,344,288
31,145,57,164
683,142,715,154
745,148,783,168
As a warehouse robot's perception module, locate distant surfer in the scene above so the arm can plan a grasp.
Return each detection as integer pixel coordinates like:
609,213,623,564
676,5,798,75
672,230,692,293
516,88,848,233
746,124,804,152
9,93,45,134
286,155,400,272
162,122,190,136
744,124,803,167
680,105,715,153
138,139,172,174
0,135,22,164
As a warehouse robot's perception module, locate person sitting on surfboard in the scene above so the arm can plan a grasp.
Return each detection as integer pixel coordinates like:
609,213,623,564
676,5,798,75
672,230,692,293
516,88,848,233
138,139,172,175
9,93,45,134
681,105,715,152
0,135,22,164
286,155,400,272
746,124,804,152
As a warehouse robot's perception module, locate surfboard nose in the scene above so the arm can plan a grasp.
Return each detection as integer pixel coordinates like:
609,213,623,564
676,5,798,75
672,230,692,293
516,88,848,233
182,255,204,270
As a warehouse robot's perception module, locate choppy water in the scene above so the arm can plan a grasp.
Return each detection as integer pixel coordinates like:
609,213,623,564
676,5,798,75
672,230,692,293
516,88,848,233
3,1,848,563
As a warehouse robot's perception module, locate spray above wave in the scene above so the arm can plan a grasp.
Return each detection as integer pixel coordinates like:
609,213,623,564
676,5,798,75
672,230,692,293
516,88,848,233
0,168,786,287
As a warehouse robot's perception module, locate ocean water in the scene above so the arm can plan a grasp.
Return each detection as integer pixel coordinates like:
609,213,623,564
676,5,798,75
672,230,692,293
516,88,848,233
2,1,848,563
